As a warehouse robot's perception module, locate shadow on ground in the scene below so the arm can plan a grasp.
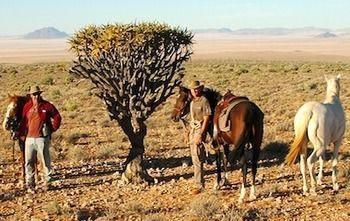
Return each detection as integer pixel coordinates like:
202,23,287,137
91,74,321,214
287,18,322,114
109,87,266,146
259,141,289,168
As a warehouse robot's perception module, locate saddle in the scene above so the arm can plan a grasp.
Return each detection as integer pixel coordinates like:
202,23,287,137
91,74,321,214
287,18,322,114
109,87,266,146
218,95,249,132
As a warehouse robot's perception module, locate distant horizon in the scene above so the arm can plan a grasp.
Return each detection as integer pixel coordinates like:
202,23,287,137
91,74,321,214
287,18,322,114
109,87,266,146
1,25,350,37
1,0,350,36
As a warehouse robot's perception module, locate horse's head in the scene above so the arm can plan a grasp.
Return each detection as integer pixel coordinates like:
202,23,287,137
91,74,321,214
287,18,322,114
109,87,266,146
171,86,191,122
3,95,19,131
2,95,26,132
325,74,341,97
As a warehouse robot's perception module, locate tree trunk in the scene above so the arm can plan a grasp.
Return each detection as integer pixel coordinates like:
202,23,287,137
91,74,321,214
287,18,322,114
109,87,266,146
119,118,153,184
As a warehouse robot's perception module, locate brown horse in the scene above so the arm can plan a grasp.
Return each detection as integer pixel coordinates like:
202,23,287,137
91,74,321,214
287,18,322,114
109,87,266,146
2,94,38,183
213,91,264,203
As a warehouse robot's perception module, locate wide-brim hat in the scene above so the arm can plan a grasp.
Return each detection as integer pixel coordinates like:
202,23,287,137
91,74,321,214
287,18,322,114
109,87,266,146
188,80,204,89
29,85,43,94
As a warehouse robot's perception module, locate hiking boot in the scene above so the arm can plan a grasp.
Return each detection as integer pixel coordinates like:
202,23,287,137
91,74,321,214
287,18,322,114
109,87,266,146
44,178,56,191
47,177,56,183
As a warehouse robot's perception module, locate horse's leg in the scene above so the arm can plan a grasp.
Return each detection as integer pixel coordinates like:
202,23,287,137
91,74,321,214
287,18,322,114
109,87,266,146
213,147,221,191
249,144,260,200
181,120,190,146
332,139,342,191
250,116,263,201
317,153,325,186
307,147,324,196
19,141,26,185
300,146,308,195
21,149,25,183
307,149,318,196
238,150,247,203
184,127,190,146
221,144,230,186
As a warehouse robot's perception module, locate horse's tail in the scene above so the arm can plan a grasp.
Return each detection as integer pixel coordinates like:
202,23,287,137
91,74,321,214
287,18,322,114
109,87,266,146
285,109,312,166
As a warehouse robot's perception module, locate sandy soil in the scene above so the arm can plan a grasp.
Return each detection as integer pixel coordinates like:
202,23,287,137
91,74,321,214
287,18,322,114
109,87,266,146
192,35,350,61
1,59,350,220
1,35,350,63
0,38,73,63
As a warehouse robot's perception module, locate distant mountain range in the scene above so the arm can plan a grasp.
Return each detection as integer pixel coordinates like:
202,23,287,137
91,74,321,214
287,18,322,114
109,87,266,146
192,27,350,37
315,32,337,38
24,27,68,39
15,26,350,39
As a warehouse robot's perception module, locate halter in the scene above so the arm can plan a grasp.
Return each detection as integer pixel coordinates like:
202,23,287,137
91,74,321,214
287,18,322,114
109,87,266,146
4,104,21,140
174,96,191,120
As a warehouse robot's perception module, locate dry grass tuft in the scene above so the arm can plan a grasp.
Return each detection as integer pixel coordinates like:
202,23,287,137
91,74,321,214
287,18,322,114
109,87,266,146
144,214,166,221
66,132,89,145
125,201,146,215
64,99,79,111
222,206,263,221
75,207,104,221
188,194,219,219
95,145,115,159
66,146,92,162
45,201,62,215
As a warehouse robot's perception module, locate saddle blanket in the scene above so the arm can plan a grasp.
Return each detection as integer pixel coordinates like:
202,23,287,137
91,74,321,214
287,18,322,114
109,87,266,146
218,98,249,132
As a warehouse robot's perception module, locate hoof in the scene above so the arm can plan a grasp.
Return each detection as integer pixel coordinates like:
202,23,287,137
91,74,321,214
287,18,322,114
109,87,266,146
249,194,257,201
302,187,308,196
319,184,326,189
310,189,317,196
220,179,229,187
333,183,339,191
213,183,220,191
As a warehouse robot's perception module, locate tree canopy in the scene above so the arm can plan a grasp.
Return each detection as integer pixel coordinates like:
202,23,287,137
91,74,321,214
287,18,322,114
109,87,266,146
68,22,193,183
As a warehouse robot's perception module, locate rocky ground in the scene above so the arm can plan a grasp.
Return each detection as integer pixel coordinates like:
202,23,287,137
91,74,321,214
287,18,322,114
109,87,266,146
1,61,350,220
1,149,350,220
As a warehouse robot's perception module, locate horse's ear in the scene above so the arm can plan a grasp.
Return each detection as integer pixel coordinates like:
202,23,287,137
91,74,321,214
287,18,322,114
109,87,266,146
225,89,233,96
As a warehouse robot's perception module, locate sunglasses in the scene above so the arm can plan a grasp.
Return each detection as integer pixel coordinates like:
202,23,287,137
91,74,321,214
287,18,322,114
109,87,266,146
32,92,41,96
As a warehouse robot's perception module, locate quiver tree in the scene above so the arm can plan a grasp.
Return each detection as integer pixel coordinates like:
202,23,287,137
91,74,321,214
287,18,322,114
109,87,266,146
69,22,193,183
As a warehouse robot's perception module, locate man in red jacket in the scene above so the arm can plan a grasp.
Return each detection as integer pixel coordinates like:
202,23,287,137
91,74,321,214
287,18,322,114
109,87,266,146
18,85,61,191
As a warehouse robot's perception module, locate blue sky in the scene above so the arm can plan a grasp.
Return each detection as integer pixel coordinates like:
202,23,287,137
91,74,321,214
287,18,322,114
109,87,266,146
1,0,350,35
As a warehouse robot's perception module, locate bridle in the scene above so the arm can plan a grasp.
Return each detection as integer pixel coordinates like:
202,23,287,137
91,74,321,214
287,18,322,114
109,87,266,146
174,94,191,120
9,116,20,140
5,106,21,140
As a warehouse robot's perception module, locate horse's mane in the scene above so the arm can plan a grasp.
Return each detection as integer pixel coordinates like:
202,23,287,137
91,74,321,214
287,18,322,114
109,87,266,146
8,95,30,116
178,86,222,115
10,94,29,104
202,87,222,112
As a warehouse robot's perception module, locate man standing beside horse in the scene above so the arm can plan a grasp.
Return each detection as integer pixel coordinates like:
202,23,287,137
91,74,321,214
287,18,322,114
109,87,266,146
18,85,61,192
188,80,212,194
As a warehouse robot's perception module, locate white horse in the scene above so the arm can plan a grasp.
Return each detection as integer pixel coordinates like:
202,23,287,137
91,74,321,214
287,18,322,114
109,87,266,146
285,75,345,195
